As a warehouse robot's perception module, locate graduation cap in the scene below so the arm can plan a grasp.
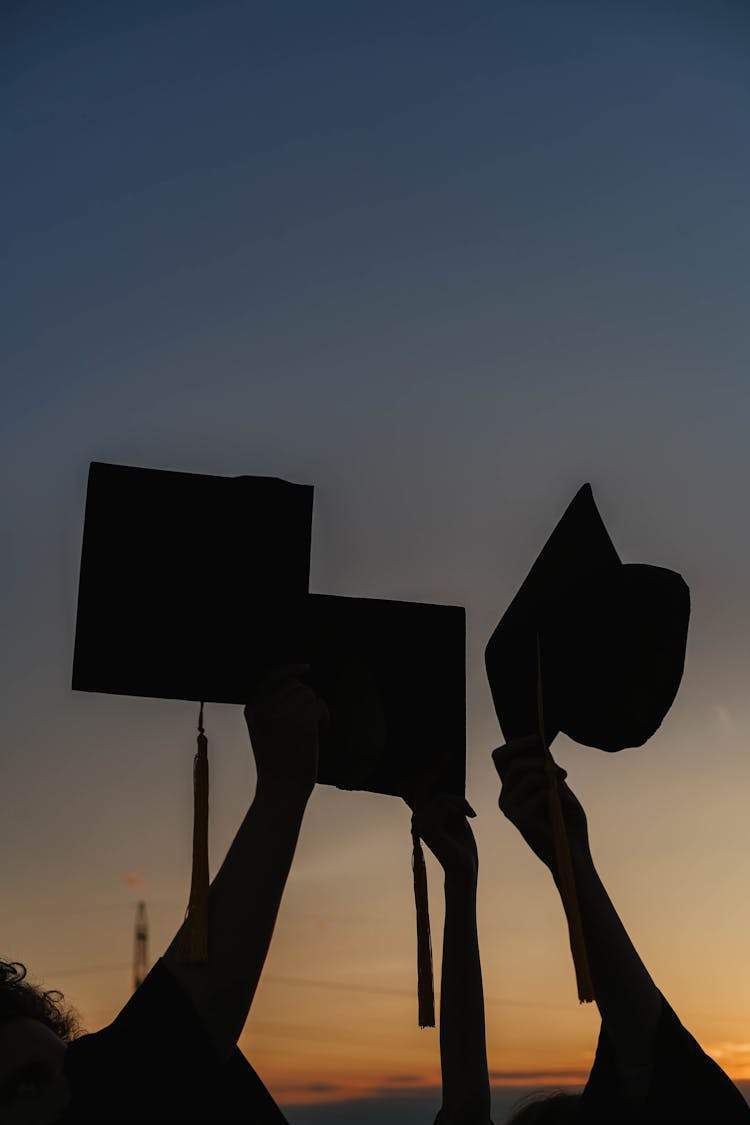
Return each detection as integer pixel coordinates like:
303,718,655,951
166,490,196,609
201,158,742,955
485,484,690,999
73,462,465,1024
308,593,466,1029
73,462,315,702
73,461,315,960
485,483,690,751
309,593,465,801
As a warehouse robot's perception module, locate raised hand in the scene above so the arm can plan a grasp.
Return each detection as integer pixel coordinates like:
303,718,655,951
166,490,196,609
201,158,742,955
492,734,590,870
165,669,325,1061
244,666,327,798
410,793,479,882
411,792,491,1124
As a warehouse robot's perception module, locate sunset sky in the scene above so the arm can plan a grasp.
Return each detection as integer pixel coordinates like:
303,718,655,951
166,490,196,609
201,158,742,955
3,2,750,1120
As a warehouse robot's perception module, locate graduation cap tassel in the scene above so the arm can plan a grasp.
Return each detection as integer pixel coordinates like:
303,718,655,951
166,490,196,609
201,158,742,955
536,637,594,1004
412,829,435,1028
177,702,210,963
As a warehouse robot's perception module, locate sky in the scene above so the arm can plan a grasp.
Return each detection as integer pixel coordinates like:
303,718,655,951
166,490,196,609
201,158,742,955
3,0,750,1119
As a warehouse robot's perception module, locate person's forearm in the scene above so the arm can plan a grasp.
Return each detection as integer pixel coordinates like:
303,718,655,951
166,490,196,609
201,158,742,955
557,844,662,1066
164,779,311,1058
438,872,491,1124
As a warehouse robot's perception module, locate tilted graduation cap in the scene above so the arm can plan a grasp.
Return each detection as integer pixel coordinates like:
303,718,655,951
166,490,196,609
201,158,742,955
485,483,690,752
73,462,465,1023
485,484,690,999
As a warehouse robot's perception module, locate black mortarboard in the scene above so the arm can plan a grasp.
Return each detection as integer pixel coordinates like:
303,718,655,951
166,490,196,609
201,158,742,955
73,461,314,963
485,483,690,752
485,484,690,1004
309,593,466,802
72,462,314,703
306,592,465,1027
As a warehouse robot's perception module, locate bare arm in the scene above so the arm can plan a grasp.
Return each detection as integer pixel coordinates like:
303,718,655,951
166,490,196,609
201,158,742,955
412,796,492,1125
493,737,662,1070
163,672,323,1061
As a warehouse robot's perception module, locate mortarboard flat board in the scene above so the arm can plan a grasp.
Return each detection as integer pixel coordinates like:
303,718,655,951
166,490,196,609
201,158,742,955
307,593,466,802
72,462,314,703
485,483,690,752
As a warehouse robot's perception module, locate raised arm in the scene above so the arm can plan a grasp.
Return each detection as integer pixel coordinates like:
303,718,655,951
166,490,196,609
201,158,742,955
411,795,492,1125
163,670,324,1060
492,736,662,1073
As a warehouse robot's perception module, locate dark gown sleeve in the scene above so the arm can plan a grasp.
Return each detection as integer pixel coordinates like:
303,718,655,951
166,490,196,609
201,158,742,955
579,993,750,1123
61,958,289,1125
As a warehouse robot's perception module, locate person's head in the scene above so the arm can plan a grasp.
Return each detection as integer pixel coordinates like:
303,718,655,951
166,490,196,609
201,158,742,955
505,1090,582,1123
0,961,82,1125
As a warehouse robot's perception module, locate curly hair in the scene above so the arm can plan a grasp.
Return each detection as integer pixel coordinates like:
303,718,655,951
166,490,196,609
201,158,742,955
0,960,83,1043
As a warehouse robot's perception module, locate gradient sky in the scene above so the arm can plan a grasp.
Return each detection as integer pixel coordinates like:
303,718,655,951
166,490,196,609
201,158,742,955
3,1,750,1119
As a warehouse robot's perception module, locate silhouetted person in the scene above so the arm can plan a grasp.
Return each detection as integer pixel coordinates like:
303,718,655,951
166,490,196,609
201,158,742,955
493,735,750,1123
0,965,78,1123
0,670,325,1124
409,794,492,1124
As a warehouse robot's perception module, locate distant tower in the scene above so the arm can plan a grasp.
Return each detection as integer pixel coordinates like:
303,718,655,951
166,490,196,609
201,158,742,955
133,901,149,992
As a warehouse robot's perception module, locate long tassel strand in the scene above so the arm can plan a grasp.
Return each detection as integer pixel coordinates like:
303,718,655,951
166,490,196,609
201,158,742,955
412,830,435,1028
536,637,594,1004
177,702,210,963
